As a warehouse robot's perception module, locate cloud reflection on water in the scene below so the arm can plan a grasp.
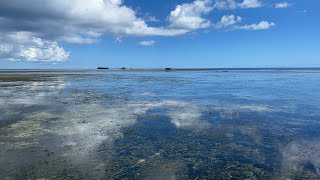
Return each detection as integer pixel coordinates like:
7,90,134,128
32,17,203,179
282,140,320,177
1,71,320,179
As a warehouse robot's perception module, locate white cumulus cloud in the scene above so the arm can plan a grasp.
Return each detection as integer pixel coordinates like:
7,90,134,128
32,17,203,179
215,15,242,28
236,21,275,30
0,32,69,62
63,36,99,44
214,0,262,9
139,40,155,46
238,0,262,8
0,0,277,63
169,0,213,30
275,2,291,8
0,0,197,62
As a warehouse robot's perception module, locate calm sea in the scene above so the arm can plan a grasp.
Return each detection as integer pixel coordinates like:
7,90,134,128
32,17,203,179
1,69,320,179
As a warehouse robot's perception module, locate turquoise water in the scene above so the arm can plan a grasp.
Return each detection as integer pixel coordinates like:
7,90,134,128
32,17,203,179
1,69,320,179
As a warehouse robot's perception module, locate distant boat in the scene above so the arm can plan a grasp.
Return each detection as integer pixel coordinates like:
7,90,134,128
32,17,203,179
165,67,173,71
97,67,108,69
121,67,127,70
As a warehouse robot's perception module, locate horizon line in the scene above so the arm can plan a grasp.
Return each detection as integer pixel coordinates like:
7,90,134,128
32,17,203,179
1,67,320,71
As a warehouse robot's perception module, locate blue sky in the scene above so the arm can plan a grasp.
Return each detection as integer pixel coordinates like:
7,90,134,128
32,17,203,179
0,0,319,68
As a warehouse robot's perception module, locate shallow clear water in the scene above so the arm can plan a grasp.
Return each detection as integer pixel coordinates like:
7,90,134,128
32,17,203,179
1,69,320,179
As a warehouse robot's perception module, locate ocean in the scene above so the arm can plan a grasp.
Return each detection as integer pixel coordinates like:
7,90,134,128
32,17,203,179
1,69,320,179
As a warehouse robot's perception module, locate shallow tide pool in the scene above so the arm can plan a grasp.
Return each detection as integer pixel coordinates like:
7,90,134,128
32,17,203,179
1,69,320,179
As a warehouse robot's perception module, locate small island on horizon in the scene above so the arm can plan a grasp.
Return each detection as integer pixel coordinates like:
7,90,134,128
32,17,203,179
97,67,109,70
